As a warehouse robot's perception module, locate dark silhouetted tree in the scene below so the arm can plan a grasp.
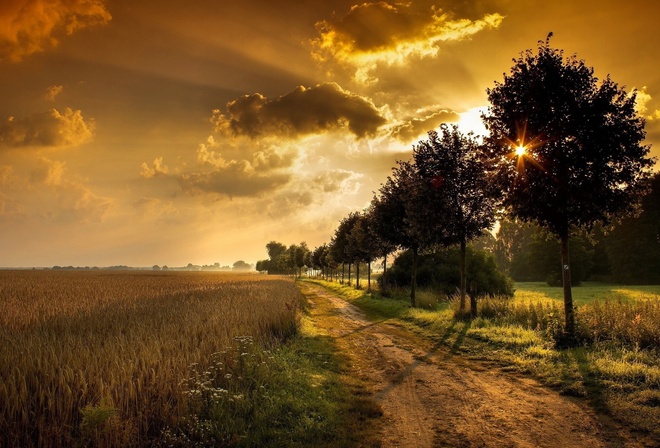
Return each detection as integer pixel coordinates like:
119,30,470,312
367,197,398,293
331,212,361,285
412,124,498,317
374,160,426,306
484,34,654,340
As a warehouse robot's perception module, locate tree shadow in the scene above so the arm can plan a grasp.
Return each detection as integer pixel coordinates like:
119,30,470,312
567,347,632,448
375,320,472,399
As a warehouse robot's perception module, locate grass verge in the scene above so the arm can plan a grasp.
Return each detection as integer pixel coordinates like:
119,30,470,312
160,285,381,447
304,278,660,440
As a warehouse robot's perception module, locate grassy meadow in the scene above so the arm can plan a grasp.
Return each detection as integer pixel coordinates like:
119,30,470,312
310,278,660,439
0,270,305,447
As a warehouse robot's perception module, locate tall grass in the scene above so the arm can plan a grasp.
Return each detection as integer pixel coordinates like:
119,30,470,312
0,271,300,448
462,295,660,349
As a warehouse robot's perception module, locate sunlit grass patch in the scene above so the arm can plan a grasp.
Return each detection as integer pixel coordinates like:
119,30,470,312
592,350,660,387
468,324,544,349
514,282,660,306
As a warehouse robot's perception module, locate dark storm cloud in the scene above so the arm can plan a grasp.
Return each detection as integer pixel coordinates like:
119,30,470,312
320,2,433,52
212,82,387,139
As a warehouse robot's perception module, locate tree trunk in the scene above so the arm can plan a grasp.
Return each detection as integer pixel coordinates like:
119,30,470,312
460,238,467,313
348,263,352,286
356,262,360,289
411,246,418,307
341,263,345,284
560,235,576,340
367,260,372,293
382,252,388,294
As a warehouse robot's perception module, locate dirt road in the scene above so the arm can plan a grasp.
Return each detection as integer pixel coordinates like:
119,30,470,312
298,282,654,448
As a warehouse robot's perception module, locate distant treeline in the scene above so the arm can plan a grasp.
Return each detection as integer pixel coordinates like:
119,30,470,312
51,260,255,272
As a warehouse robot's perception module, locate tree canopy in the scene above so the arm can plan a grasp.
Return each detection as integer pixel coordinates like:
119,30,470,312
483,34,654,339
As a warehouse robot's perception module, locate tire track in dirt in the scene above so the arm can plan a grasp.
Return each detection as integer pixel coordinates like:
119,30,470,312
299,282,654,448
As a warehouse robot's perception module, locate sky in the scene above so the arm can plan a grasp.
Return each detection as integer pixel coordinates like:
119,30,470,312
1,0,659,268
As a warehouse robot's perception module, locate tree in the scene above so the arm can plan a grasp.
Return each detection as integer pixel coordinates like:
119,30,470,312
366,197,398,293
347,212,381,291
266,241,287,260
374,160,426,306
232,260,252,271
256,241,290,274
331,212,361,285
412,124,498,317
484,34,654,340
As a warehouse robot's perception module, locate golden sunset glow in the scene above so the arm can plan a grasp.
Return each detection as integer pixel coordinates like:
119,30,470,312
0,0,658,268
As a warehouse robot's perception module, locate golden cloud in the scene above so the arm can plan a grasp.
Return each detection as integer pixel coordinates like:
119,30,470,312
179,167,291,199
140,157,169,178
45,84,64,102
212,82,387,139
313,2,504,83
0,0,111,62
0,107,95,148
634,87,660,121
391,109,460,142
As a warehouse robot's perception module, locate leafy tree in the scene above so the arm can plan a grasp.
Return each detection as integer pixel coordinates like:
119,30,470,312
484,34,654,339
382,247,513,298
266,241,287,260
412,124,498,316
331,212,361,285
367,197,399,294
232,260,252,271
373,160,427,306
256,241,290,274
347,212,382,291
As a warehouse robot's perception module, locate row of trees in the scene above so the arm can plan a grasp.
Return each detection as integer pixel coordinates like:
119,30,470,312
259,35,654,341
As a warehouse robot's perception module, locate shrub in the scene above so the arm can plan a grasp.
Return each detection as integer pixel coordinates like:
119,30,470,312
381,247,514,297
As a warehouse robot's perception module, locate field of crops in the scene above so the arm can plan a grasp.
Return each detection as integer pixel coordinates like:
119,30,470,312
0,270,300,448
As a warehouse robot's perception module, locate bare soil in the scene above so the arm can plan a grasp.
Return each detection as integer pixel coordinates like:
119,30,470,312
298,282,657,448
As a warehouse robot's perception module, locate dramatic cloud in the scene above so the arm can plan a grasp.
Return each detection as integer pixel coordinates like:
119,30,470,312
212,82,387,139
313,2,504,83
0,0,111,62
391,109,460,142
261,168,364,220
0,107,95,148
177,137,296,198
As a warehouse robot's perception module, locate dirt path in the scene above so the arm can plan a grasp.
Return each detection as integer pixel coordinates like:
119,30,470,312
298,282,654,448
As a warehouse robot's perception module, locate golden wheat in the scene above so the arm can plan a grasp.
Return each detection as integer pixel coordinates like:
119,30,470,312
0,270,300,447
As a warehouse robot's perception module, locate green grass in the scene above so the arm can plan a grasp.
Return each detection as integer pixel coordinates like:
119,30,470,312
161,286,380,447
304,278,660,440
514,281,660,306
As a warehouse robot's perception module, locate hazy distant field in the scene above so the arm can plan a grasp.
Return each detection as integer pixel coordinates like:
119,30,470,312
0,270,300,448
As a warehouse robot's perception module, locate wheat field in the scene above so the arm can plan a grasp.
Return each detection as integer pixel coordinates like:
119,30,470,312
0,270,300,447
